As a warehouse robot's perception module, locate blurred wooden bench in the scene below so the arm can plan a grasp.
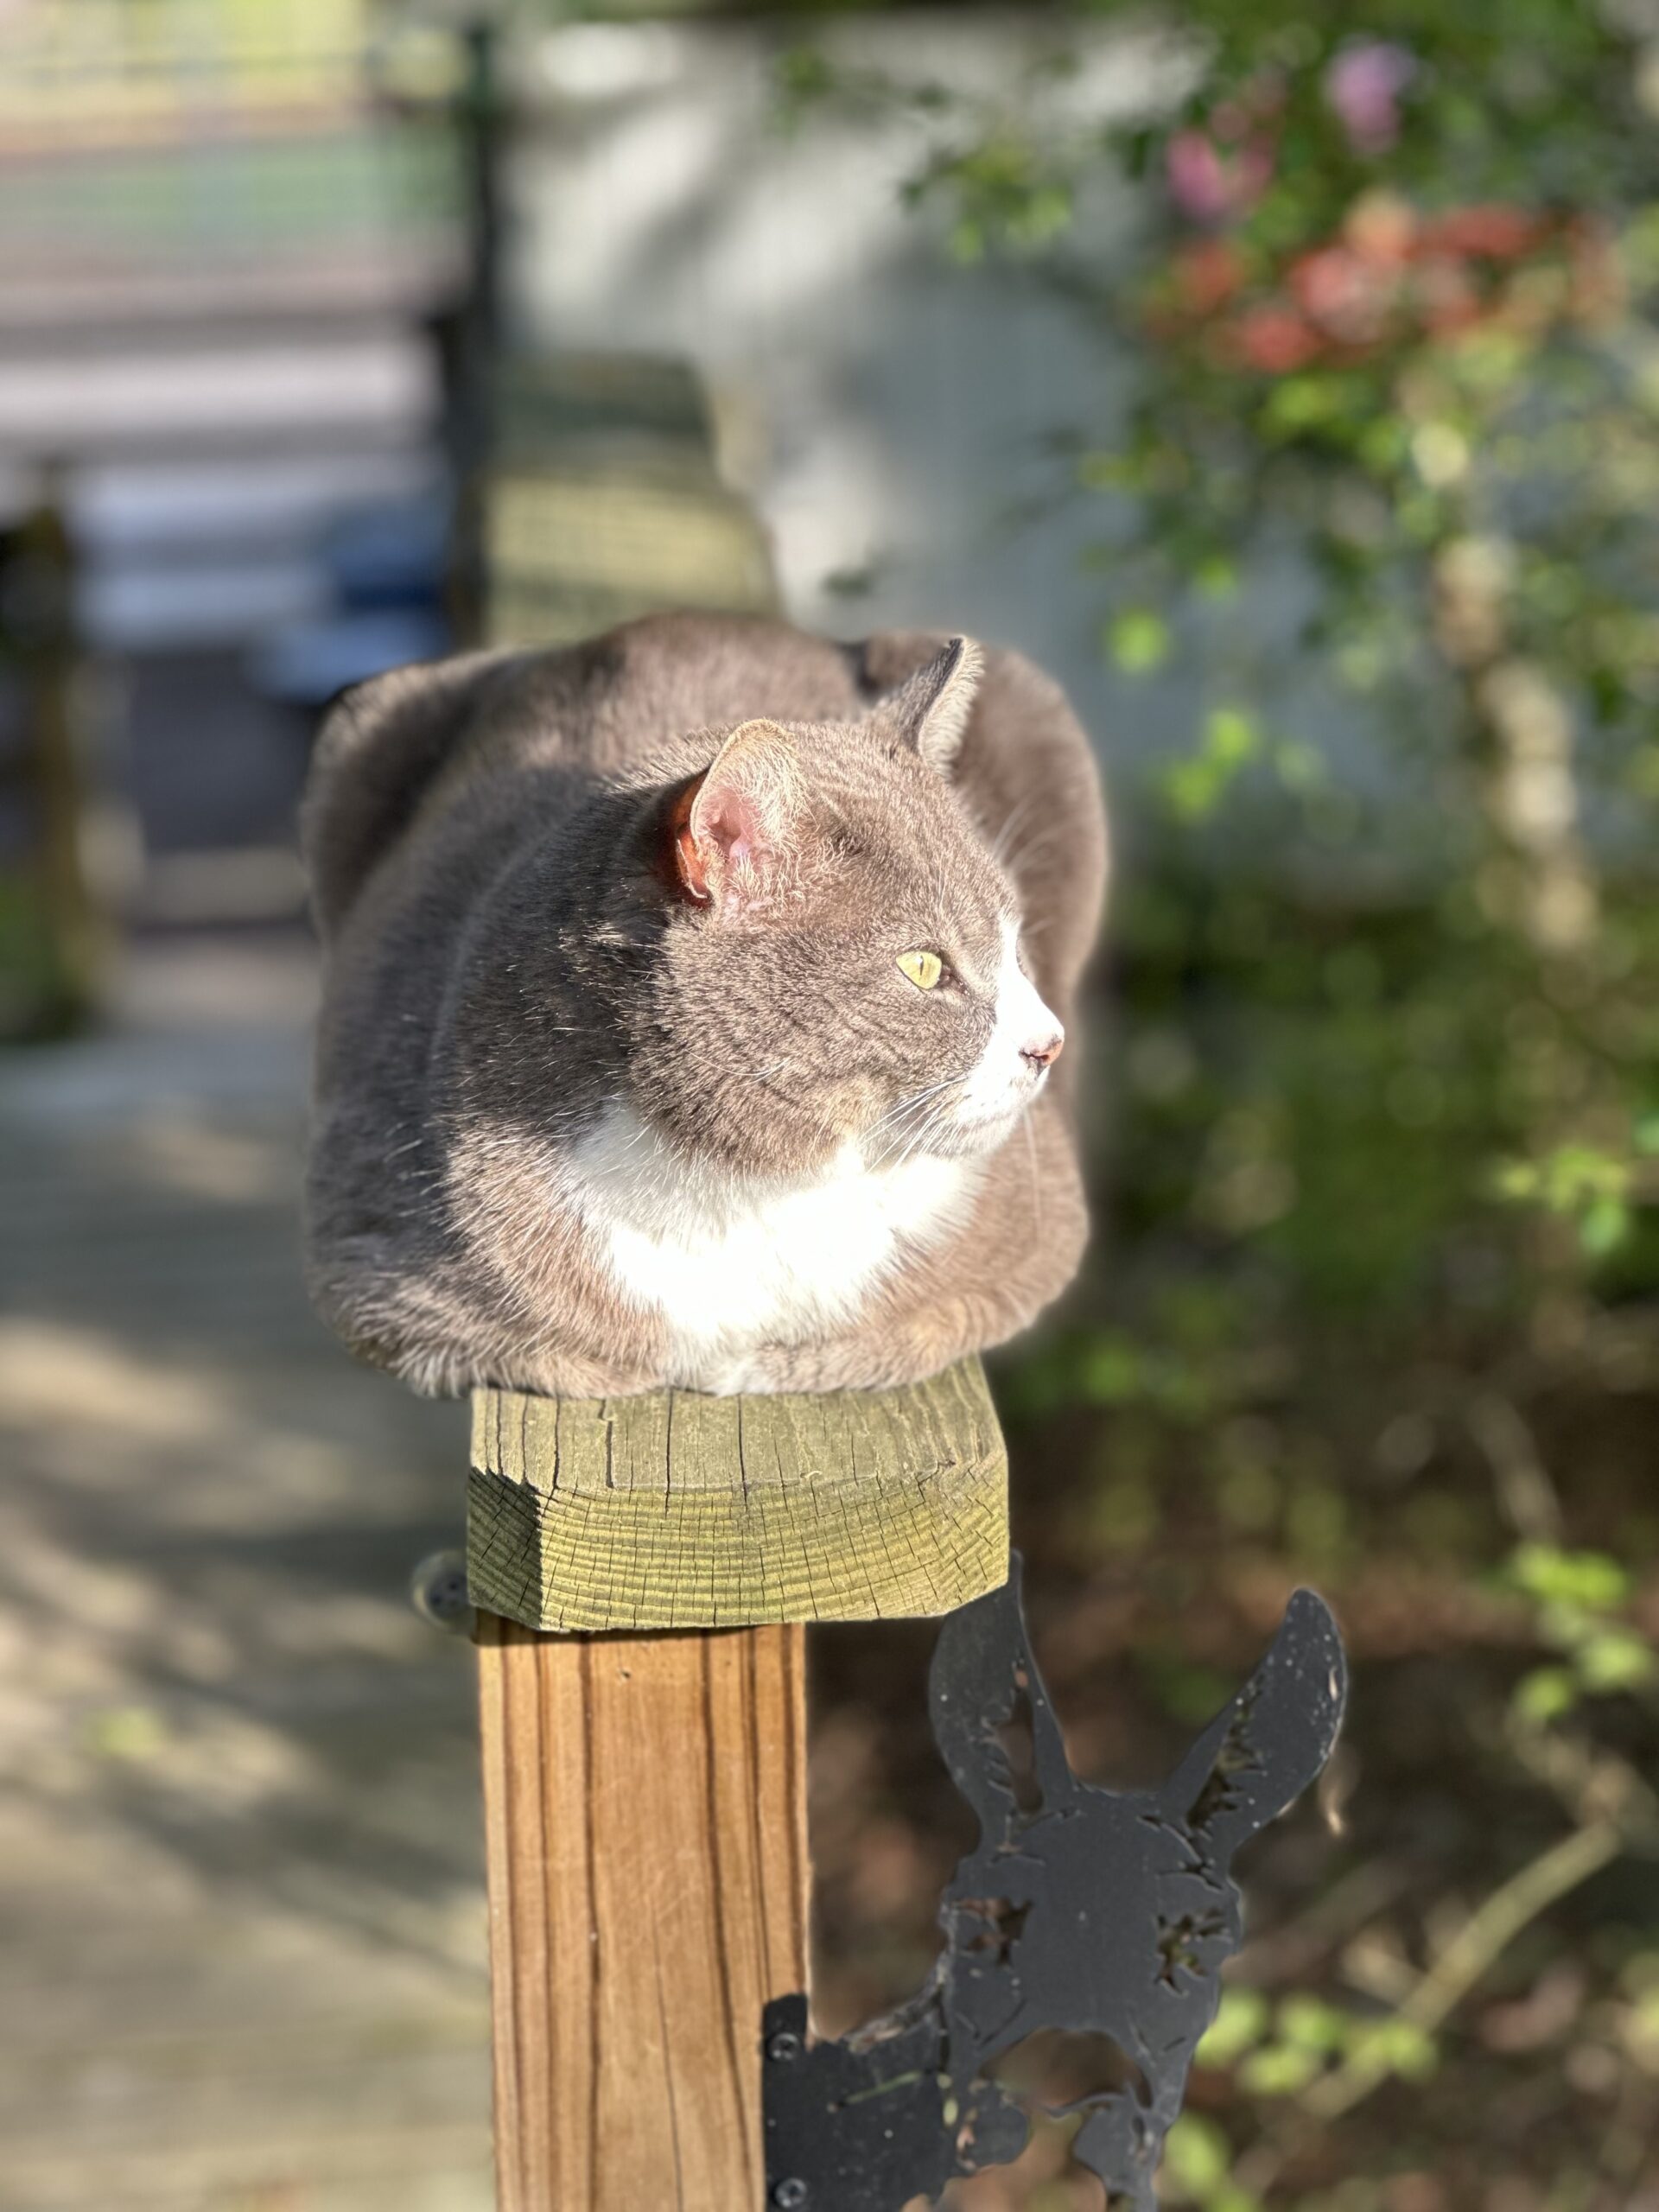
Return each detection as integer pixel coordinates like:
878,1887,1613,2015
468,349,778,644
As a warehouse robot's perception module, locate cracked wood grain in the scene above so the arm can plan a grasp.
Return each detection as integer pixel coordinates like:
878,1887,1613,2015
467,1360,1009,1633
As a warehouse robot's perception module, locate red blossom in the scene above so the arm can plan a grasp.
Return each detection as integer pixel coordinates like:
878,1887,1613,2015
1146,181,1609,374
1229,305,1327,374
1288,246,1395,343
1419,205,1548,260
1172,238,1246,315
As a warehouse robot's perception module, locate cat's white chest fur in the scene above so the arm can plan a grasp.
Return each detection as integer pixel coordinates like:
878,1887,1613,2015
563,1105,972,1389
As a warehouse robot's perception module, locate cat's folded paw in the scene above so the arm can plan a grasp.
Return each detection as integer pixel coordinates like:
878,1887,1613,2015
728,1313,986,1396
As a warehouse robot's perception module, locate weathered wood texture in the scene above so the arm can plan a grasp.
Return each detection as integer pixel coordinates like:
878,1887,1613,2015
476,1615,808,2212
467,1358,1010,1632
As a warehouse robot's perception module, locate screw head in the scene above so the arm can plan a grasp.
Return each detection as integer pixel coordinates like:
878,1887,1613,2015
766,2031,802,2064
409,1551,474,1635
772,2183,809,2209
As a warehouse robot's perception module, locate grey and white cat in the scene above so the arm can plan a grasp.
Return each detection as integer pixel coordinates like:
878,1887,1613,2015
301,613,1107,1398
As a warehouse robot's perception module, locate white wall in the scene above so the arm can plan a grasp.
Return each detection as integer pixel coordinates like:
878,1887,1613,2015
504,14,1178,761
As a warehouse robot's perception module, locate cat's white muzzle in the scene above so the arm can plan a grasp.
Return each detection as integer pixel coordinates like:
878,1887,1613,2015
947,1055,1059,1154
948,925,1064,1147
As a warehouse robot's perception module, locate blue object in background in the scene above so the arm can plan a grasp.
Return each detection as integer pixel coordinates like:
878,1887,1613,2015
248,486,454,709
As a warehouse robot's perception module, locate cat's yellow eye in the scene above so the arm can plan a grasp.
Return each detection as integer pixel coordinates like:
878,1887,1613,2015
897,949,943,991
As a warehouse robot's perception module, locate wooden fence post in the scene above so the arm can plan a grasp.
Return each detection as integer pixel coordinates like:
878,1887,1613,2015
469,1365,1008,2212
477,1619,808,2212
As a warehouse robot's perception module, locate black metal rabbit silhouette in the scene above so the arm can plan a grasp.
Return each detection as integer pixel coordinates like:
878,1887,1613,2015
763,1558,1347,2210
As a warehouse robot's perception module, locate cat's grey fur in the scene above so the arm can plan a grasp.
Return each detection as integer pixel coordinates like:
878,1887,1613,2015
301,612,1107,1397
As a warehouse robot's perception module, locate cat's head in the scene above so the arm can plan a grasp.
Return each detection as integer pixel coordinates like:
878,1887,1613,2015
632,639,1064,1178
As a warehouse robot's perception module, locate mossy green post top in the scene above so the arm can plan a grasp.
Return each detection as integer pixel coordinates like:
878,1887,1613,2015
466,1359,1010,1633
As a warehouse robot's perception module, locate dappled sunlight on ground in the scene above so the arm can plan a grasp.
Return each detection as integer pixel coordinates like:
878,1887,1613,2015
0,934,490,2212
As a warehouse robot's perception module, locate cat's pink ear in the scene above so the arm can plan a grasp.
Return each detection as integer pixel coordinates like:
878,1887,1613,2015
882,637,984,777
681,720,804,915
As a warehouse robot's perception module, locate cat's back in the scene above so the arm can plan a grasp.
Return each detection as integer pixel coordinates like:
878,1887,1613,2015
302,613,866,939
471,610,868,778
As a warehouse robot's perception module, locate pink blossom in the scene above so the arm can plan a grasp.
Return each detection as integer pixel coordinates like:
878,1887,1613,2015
1166,130,1274,224
1326,41,1416,156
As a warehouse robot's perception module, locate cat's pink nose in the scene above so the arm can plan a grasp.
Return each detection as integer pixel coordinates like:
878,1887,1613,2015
1022,1027,1065,1073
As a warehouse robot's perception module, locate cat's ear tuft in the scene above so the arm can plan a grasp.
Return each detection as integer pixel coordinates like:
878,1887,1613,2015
682,720,804,915
883,637,985,777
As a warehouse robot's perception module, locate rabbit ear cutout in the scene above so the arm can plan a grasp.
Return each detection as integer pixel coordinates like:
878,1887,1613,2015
1158,1589,1347,1867
928,1557,1076,1846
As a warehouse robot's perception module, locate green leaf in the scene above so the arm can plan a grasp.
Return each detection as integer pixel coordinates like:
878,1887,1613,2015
1107,607,1172,674
1512,1665,1579,1726
1196,1986,1271,2068
1508,1545,1631,1614
1079,1336,1146,1403
1354,2018,1440,2082
1204,708,1260,768
1192,553,1240,599
1164,2113,1232,2193
1237,2042,1323,2095
1077,450,1135,493
1575,1628,1656,1694
1580,1195,1630,1255
1165,759,1223,823
1011,184,1073,250
1277,1995,1350,2053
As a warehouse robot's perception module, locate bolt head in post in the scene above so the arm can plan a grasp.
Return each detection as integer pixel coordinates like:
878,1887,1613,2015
766,2030,802,2064
772,2182,809,2209
410,1549,475,1636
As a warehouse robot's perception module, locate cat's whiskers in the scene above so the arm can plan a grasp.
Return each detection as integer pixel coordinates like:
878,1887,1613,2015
881,1090,964,1174
862,1085,944,1151
888,1121,943,1175
865,1077,954,1141
864,1076,963,1168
